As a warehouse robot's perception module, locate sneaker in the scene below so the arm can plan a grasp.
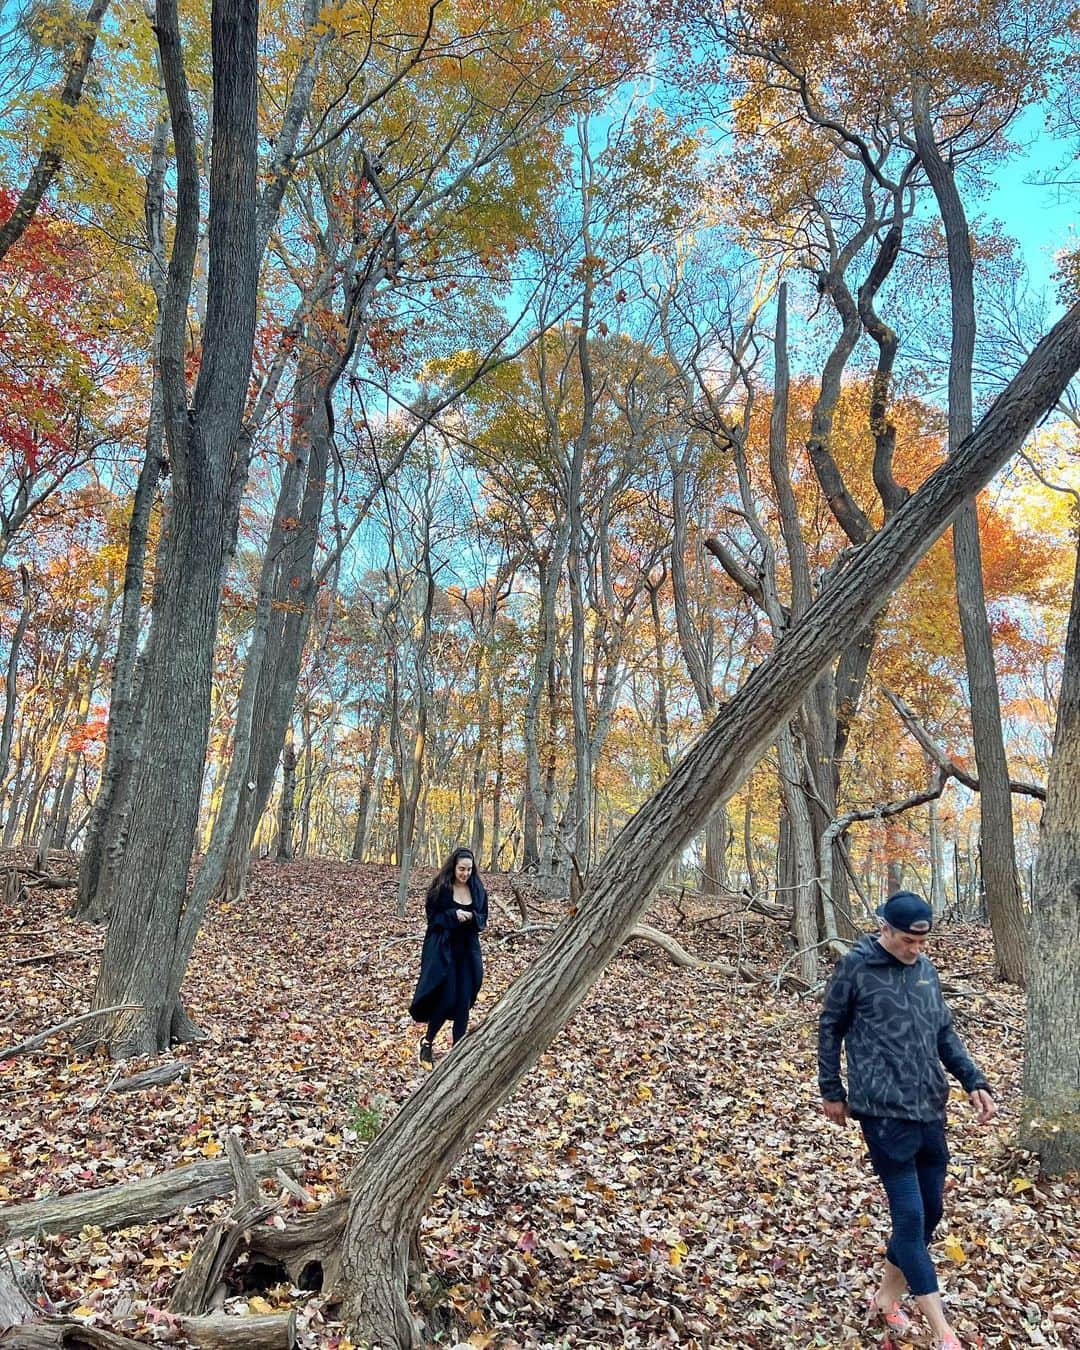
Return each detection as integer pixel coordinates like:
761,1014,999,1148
417,1038,433,1070
867,1293,912,1338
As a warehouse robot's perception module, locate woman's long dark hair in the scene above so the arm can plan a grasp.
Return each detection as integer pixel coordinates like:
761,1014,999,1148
425,846,485,913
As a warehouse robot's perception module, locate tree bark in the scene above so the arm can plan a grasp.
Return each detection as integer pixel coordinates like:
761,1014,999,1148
277,739,297,861
335,301,1080,1348
1021,536,1080,1172
911,8,1027,983
74,109,169,922
88,0,261,1056
1,565,31,786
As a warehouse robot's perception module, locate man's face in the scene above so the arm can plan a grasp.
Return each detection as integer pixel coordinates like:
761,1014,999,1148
455,857,473,884
878,923,929,964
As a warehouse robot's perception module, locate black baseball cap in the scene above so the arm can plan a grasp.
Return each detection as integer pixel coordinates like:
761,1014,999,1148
876,891,933,934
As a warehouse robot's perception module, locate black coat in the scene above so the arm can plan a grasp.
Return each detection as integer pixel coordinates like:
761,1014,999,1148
408,875,487,1024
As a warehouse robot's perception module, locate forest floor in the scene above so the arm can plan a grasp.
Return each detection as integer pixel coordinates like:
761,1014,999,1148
1,851,1077,1350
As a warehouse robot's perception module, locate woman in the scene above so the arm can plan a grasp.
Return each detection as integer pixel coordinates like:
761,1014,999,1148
409,847,488,1069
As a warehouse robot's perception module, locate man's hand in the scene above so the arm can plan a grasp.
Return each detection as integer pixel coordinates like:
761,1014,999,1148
822,1098,849,1126
969,1088,996,1124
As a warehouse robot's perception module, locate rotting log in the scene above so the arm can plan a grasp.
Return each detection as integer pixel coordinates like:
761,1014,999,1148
169,1202,277,1317
112,1062,189,1095
177,1313,296,1350
243,1196,350,1296
0,1150,301,1240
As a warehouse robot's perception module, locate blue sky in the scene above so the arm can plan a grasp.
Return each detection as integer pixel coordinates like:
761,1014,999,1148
986,105,1076,299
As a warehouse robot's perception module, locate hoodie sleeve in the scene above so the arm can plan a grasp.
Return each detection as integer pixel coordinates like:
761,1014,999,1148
936,988,990,1093
818,956,855,1101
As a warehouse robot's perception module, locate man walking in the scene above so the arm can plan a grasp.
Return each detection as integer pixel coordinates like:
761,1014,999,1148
818,891,996,1350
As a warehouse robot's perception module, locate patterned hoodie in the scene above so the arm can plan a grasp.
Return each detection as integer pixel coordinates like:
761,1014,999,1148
818,934,989,1121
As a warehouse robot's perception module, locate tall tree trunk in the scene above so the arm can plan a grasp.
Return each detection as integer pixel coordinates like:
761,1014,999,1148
277,737,296,860
336,301,1080,1346
929,795,947,915
1,564,31,785
911,11,1027,983
75,107,169,922
1021,536,1080,1172
89,0,260,1057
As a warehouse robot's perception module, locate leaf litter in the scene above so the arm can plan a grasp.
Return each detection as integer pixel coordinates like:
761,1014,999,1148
0,851,1076,1348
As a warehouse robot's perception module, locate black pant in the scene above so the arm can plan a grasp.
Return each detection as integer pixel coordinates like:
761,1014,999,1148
860,1116,949,1296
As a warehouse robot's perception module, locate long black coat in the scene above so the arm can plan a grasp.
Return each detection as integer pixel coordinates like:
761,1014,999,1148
408,875,487,1024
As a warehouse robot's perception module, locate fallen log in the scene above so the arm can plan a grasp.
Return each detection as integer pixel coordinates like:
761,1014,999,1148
0,1150,302,1240
177,1312,296,1350
0,1321,145,1350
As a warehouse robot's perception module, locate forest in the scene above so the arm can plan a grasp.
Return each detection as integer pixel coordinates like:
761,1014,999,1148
1,0,1079,1347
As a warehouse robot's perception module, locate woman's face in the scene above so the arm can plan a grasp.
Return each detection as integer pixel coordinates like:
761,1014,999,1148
454,856,474,885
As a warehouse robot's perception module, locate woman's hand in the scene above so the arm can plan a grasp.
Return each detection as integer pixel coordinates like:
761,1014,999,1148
455,908,471,923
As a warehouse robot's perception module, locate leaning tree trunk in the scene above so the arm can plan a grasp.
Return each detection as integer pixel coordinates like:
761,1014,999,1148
336,302,1080,1348
911,22,1027,982
89,0,260,1057
1021,535,1080,1173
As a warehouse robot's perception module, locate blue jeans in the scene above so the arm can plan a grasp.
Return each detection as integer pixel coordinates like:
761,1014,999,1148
860,1116,949,1296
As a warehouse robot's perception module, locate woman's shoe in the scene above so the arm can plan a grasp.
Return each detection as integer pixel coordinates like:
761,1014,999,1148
417,1038,434,1070
866,1292,913,1339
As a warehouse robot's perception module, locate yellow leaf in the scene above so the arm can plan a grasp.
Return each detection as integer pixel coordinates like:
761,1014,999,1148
200,1139,223,1158
942,1235,965,1264
669,1241,689,1267
73,1306,95,1319
1011,1177,1034,1193
247,1297,275,1315
636,1083,653,1101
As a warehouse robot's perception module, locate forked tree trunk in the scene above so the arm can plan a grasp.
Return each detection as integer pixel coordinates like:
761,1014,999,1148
336,302,1080,1347
1021,536,1080,1172
88,0,260,1057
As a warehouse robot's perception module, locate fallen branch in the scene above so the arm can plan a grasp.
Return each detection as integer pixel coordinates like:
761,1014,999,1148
0,1007,141,1060
274,1170,317,1208
0,1149,302,1240
111,1062,189,1095
10,952,97,968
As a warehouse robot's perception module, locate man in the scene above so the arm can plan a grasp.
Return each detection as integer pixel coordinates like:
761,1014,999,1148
818,891,996,1350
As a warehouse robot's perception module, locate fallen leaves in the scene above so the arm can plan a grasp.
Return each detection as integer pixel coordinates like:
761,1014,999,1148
1,852,1077,1347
